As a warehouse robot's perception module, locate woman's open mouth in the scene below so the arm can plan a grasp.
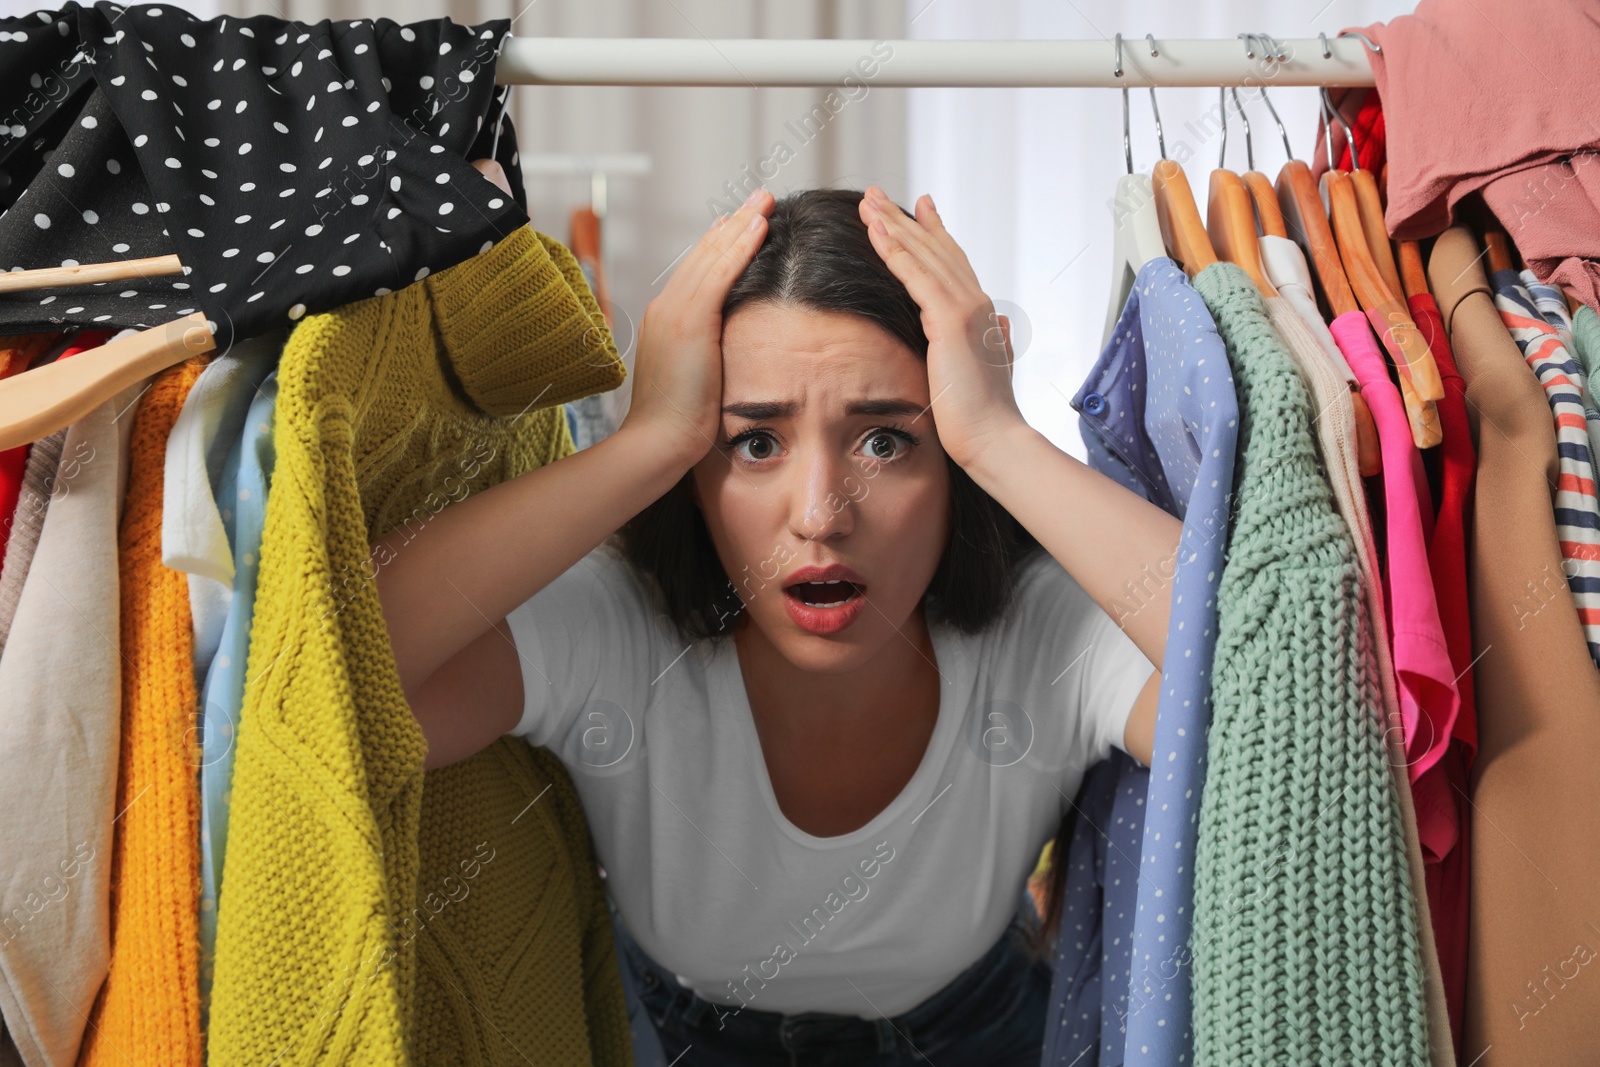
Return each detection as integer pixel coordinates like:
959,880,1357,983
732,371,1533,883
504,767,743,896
782,579,867,635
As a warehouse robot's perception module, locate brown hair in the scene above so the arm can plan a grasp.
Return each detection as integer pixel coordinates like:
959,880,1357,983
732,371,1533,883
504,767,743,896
614,187,1075,951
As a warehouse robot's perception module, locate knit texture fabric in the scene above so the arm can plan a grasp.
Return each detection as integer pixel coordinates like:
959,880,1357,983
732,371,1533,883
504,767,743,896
1190,264,1431,1066
410,741,633,1067
0,428,63,658
79,356,209,1067
207,223,629,1067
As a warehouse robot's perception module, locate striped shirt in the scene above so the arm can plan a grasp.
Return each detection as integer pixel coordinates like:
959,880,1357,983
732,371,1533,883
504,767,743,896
1492,271,1600,667
1522,269,1600,470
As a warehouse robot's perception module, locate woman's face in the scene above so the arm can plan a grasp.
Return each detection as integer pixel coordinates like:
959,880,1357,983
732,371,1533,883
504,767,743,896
691,301,952,675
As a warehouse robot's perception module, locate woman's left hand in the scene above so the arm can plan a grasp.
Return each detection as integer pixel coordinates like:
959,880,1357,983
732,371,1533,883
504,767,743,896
858,185,1027,470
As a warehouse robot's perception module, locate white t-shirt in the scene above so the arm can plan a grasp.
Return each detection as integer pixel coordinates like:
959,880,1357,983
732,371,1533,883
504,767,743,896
505,538,1154,1018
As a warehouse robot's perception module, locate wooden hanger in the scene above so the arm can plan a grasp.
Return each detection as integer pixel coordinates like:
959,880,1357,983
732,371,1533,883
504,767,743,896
1324,169,1444,448
1232,43,1288,241
1208,90,1276,296
1257,86,1379,476
1273,164,1382,475
1352,168,1406,301
1484,229,1517,275
1243,172,1287,237
0,257,214,450
1208,169,1278,295
1397,241,1432,300
1276,161,1358,318
1152,159,1218,278
0,254,183,294
1229,80,1286,238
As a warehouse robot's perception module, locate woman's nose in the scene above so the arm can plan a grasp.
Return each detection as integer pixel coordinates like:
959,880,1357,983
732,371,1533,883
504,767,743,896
788,445,856,541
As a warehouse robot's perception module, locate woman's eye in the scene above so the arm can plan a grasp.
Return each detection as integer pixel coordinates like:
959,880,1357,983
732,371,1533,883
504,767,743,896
863,431,909,461
733,433,778,462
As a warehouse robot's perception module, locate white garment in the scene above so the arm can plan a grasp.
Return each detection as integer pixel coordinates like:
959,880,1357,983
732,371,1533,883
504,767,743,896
1259,234,1360,384
161,329,283,677
505,539,1153,1018
0,342,145,1067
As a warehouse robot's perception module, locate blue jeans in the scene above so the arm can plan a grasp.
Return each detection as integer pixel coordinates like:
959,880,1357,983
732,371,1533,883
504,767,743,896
615,909,1051,1066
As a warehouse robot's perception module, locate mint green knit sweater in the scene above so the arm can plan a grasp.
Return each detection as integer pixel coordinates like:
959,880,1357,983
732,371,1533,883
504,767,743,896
1190,264,1430,1065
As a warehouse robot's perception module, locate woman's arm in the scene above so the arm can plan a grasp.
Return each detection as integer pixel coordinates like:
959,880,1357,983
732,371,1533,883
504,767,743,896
855,186,1181,668
373,422,694,697
375,188,777,722
855,186,1175,769
960,422,1181,671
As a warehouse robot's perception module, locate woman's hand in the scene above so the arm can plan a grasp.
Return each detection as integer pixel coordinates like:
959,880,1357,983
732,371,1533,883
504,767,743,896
857,186,1026,470
621,188,776,465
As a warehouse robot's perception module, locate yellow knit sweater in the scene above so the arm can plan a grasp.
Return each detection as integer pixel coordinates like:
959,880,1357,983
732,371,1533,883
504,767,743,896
207,226,631,1066
79,356,209,1067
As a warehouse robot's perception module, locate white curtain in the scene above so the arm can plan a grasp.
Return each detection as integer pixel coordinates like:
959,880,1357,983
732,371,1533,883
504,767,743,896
907,0,1416,455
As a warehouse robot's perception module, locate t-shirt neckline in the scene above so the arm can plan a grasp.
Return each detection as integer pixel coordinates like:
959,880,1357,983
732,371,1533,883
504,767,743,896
710,620,969,851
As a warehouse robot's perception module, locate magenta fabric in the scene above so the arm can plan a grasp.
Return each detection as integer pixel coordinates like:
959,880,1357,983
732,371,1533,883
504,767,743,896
1328,313,1461,798
1346,0,1600,305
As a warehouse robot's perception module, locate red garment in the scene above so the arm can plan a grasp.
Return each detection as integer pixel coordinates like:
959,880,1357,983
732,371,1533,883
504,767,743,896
1337,89,1387,175
1344,0,1600,305
0,333,65,579
1410,292,1479,1061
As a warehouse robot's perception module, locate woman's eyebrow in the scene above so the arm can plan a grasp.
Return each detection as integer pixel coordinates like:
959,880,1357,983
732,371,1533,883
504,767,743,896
721,398,924,419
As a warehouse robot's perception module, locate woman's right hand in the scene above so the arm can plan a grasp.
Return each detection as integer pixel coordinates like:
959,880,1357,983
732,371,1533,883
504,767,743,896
622,188,774,464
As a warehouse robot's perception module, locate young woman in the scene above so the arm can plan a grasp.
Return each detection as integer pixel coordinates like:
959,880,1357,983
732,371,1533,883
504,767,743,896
374,183,1180,1065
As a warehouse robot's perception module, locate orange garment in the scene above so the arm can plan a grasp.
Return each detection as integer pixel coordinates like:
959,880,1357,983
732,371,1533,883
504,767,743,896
78,355,209,1067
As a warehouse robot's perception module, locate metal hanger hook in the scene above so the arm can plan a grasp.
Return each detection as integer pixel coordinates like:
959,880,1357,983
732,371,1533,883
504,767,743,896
1116,34,1133,173
1229,86,1254,172
1217,86,1229,170
1319,85,1360,171
1149,86,1166,161
1338,30,1381,54
1259,85,1293,162
1144,35,1166,161
1318,32,1333,59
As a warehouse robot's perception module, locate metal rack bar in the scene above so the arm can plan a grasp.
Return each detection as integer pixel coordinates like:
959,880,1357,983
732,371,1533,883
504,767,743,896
494,36,1375,88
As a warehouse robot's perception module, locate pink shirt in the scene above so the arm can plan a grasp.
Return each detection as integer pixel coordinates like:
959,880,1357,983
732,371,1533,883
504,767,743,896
1328,312,1461,788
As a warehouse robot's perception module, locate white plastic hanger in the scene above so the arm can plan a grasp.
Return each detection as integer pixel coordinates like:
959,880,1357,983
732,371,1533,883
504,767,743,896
1103,34,1169,347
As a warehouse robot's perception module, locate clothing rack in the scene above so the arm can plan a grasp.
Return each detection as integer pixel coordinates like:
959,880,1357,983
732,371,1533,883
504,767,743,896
493,35,1378,88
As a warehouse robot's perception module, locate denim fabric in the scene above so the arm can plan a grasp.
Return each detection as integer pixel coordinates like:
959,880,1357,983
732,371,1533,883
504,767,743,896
610,898,670,1067
1046,258,1237,1067
616,907,1051,1066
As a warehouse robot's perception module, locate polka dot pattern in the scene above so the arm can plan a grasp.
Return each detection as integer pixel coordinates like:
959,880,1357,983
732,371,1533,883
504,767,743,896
0,3,527,346
1043,257,1238,1067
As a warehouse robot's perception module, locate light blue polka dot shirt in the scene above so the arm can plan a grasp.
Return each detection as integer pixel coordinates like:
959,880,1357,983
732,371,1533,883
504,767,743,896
1043,257,1238,1067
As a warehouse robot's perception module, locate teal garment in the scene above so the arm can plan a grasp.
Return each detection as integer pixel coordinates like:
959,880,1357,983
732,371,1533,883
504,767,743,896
1188,264,1430,1066
1568,303,1600,447
1574,305,1600,411
198,371,278,1035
